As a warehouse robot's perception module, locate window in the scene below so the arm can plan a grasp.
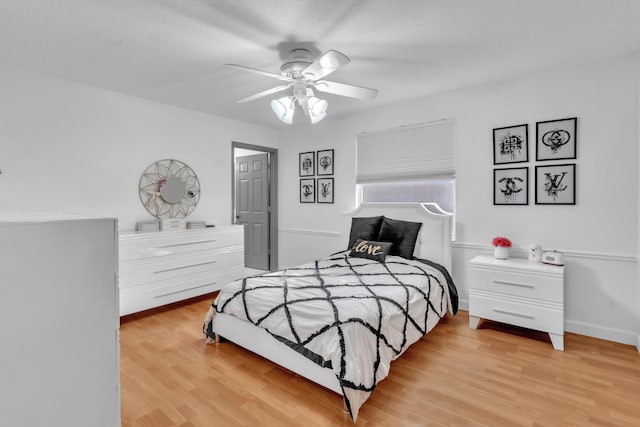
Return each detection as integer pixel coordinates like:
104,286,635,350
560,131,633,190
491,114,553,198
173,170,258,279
360,179,454,213
358,179,456,240
356,119,456,239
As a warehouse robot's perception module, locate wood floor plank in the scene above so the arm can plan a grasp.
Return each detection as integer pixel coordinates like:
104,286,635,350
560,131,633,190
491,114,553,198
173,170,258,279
120,293,640,426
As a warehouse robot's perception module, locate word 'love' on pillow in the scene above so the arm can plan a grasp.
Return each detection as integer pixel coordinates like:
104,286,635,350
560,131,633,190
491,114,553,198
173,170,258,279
349,239,393,263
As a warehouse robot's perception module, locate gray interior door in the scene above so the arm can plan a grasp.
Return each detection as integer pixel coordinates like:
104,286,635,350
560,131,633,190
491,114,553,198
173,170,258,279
236,153,270,270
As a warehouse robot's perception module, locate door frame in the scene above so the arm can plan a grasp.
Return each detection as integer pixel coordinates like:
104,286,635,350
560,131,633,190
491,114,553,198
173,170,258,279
231,141,278,271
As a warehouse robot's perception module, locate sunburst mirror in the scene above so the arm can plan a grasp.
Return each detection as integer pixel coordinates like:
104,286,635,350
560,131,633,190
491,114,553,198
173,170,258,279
138,159,200,218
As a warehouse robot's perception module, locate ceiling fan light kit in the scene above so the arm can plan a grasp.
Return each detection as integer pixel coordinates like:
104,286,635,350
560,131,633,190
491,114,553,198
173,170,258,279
229,48,377,125
307,96,328,124
271,96,295,124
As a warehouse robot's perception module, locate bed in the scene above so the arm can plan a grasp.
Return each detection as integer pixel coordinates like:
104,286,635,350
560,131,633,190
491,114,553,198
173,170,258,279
203,202,457,421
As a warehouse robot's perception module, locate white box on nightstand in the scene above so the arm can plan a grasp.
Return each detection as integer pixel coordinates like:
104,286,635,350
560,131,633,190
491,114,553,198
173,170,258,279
468,255,565,350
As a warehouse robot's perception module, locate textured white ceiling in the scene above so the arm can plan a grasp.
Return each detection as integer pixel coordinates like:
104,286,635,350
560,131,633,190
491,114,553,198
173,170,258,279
2,0,640,128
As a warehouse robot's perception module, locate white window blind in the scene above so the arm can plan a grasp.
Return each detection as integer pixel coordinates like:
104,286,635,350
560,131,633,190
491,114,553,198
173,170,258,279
356,119,455,183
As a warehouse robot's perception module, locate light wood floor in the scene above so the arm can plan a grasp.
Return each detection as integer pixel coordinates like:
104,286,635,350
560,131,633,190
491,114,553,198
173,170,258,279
120,293,640,427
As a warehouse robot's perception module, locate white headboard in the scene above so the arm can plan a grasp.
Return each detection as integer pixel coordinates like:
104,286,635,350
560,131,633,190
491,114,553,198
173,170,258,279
343,202,452,271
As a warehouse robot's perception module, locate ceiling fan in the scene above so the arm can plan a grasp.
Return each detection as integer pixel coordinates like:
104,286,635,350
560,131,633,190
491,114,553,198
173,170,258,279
227,48,378,124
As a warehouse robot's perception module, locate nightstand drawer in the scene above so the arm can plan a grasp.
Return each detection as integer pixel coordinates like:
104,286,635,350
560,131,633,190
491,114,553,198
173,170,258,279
469,292,564,334
470,266,563,302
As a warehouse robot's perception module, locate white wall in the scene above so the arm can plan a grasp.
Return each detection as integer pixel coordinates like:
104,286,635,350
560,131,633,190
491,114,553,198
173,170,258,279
277,54,640,345
0,66,279,231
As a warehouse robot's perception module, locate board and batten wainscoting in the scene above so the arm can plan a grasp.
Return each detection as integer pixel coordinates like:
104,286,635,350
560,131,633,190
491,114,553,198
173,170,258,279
279,227,343,268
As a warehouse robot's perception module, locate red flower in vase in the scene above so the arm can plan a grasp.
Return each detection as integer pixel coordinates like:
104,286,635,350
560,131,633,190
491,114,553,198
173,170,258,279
492,237,512,248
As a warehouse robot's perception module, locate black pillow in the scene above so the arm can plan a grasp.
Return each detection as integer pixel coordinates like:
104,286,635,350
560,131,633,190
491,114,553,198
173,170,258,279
377,217,422,259
349,239,393,263
347,216,384,249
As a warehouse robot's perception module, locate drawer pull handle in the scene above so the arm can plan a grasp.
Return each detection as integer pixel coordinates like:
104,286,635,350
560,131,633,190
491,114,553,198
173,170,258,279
493,308,534,319
154,282,217,298
154,239,217,248
155,260,217,274
493,280,534,289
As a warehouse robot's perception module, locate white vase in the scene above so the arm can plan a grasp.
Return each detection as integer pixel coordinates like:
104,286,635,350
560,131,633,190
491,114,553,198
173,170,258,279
494,246,509,260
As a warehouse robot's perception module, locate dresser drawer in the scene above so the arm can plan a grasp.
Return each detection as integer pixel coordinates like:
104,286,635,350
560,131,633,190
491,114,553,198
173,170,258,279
119,247,243,289
469,265,563,303
120,227,243,262
119,266,245,315
469,291,563,335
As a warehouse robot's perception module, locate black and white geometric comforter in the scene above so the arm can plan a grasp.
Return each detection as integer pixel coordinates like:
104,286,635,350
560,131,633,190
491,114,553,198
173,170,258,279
206,251,457,421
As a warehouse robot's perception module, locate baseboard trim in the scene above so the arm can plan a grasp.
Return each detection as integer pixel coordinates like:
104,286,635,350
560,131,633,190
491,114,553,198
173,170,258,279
564,319,636,346
279,227,341,238
452,242,636,263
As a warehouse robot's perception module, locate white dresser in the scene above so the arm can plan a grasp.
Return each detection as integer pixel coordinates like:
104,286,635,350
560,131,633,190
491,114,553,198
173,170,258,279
119,225,244,315
468,255,565,350
0,216,120,426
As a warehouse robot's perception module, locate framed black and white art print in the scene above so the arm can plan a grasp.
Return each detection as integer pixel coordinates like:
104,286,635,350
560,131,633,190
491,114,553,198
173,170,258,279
493,124,528,164
317,149,334,175
299,151,315,177
535,164,576,205
536,117,577,161
300,178,315,203
494,167,528,205
317,178,334,203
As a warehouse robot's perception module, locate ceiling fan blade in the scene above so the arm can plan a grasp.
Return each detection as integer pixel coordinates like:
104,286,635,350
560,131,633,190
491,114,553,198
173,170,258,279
225,64,291,82
237,84,292,103
302,50,351,81
313,80,378,100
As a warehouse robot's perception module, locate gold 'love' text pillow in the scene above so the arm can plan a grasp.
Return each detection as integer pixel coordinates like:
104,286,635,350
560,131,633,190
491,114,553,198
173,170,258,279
349,239,393,263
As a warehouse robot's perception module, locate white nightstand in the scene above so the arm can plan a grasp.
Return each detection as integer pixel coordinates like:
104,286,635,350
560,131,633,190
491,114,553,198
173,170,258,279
468,255,565,350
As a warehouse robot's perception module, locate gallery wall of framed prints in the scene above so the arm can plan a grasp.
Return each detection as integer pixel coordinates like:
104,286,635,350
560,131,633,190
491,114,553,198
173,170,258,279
492,117,577,206
299,149,335,204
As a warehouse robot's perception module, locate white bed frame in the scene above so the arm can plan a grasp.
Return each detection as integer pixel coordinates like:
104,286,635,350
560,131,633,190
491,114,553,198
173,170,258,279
210,203,452,397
